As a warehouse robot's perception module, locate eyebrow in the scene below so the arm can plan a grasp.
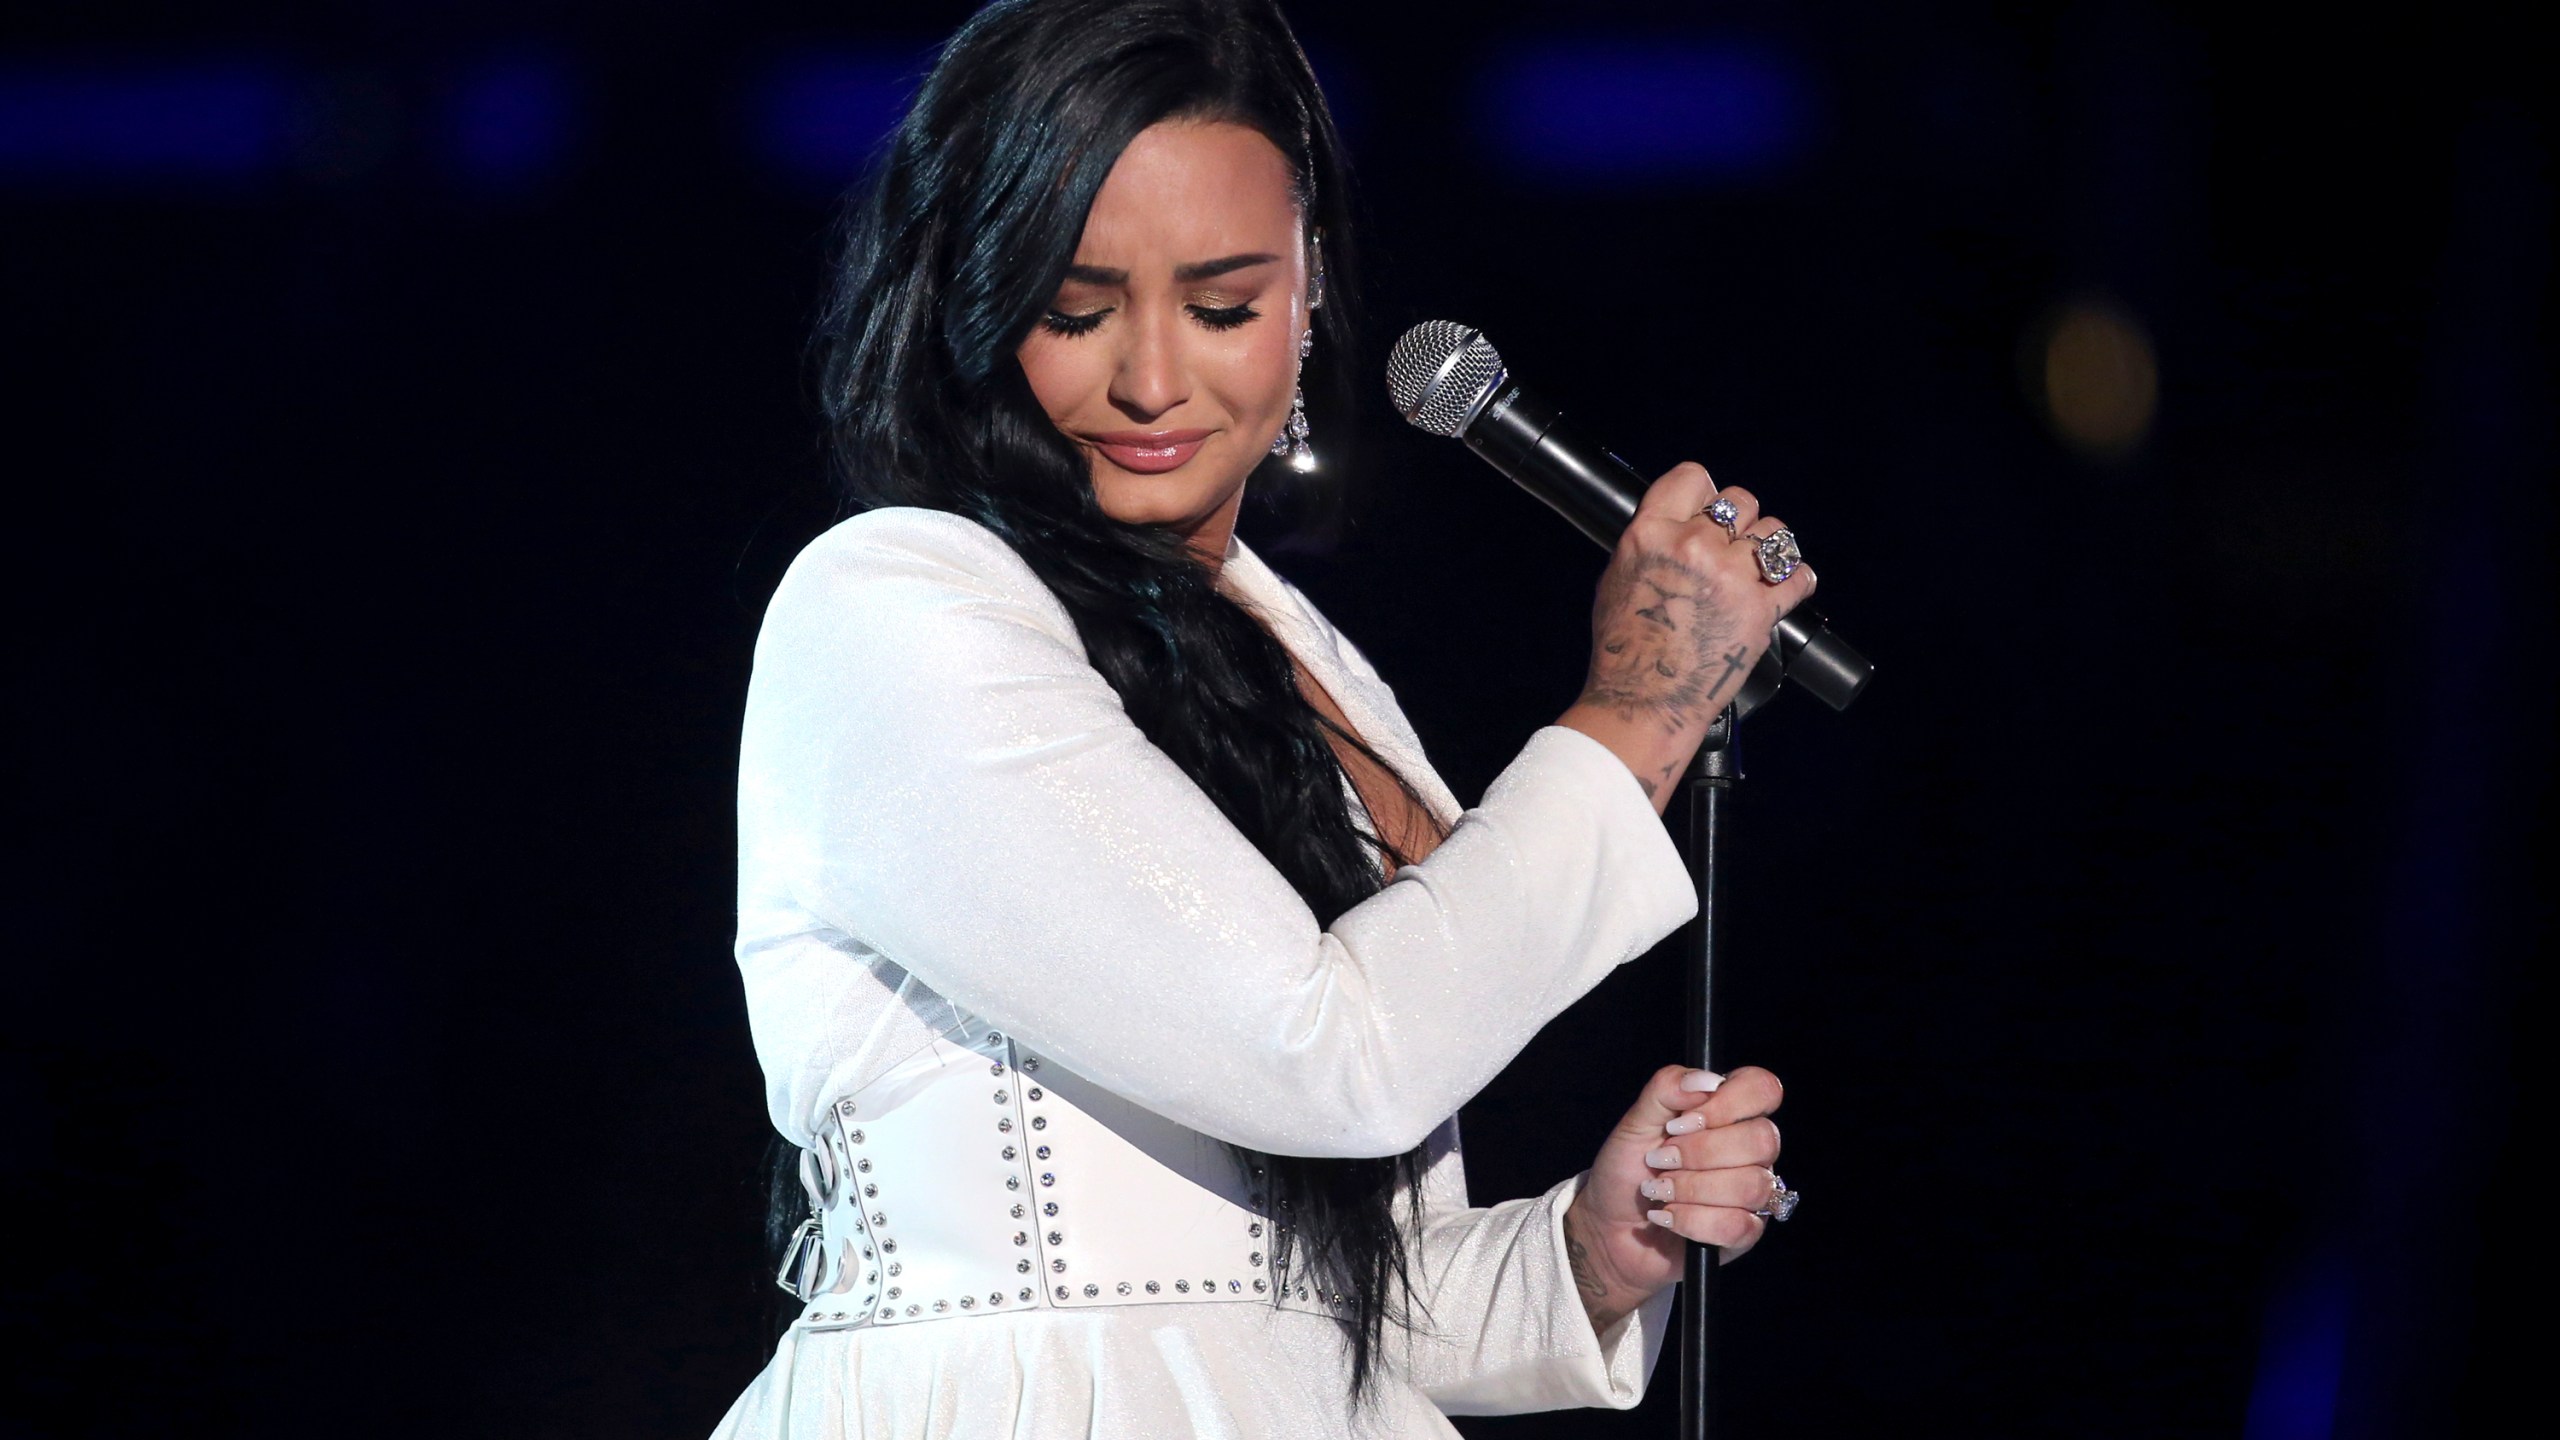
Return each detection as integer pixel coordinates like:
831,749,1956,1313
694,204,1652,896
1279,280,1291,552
1061,252,1283,286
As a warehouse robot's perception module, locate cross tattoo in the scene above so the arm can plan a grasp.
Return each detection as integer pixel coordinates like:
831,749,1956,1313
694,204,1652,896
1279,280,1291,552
1707,645,1751,700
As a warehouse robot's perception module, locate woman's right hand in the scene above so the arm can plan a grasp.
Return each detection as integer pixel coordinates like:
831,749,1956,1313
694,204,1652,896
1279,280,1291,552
1557,463,1816,810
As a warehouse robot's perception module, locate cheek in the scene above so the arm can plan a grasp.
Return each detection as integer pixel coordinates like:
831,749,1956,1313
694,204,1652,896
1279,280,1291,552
1016,335,1094,417
1220,331,1300,421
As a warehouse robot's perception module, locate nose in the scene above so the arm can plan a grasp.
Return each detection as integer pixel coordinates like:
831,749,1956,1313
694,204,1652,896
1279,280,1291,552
1106,303,1189,421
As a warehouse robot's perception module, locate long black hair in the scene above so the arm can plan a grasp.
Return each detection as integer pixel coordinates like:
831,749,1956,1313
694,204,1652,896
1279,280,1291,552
793,0,1440,1407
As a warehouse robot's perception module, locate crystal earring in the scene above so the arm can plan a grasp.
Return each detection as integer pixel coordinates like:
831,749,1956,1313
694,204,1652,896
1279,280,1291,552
1270,326,1316,472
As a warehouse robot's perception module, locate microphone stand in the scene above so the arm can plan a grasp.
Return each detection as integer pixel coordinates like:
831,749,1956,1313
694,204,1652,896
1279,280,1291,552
1676,705,1735,1440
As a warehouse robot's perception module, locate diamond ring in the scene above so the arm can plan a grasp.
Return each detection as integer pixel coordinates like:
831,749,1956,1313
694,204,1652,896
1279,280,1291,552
1755,1172,1800,1222
1752,528,1803,584
1702,496,1741,536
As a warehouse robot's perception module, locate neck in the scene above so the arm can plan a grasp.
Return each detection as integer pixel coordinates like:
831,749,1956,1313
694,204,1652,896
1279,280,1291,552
1179,483,1248,573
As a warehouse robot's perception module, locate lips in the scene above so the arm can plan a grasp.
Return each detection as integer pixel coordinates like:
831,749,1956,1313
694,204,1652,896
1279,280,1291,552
1083,428,1214,474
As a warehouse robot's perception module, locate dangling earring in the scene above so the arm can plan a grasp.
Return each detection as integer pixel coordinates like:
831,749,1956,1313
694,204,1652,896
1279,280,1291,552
1269,235,1324,472
1271,325,1316,472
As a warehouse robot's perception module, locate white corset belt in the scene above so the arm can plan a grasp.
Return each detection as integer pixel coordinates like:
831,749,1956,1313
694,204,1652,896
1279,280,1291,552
782,1016,1350,1331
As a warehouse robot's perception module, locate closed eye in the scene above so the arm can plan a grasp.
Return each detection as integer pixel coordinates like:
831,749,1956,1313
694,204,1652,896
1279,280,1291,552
1189,302,1259,332
1040,307,1112,337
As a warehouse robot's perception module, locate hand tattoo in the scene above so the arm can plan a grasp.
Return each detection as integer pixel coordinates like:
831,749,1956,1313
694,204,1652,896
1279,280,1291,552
1584,555,1740,737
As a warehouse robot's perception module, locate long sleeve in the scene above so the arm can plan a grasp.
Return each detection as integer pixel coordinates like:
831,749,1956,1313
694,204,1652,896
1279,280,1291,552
734,507,1696,1158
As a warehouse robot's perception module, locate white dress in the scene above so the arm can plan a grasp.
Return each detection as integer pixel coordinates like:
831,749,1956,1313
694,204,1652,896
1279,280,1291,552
715,507,1697,1439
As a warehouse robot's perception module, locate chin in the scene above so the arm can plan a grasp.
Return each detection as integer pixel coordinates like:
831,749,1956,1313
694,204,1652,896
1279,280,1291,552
1091,475,1242,533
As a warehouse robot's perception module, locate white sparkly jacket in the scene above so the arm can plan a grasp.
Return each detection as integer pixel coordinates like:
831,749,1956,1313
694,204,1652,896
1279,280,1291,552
732,507,1696,1420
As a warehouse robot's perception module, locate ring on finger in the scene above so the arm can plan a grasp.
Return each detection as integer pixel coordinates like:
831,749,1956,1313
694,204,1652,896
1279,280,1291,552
1701,496,1741,536
1752,1170,1800,1222
1750,527,1804,585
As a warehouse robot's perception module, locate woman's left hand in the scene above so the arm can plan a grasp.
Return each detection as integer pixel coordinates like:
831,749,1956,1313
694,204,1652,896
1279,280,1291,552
1558,1063,1786,1334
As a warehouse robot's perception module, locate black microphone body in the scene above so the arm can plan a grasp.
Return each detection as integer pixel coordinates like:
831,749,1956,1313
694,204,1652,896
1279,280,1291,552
1457,374,1873,714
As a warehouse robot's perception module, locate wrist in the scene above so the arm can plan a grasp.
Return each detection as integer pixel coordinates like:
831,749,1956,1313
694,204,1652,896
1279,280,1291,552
1557,702,1697,813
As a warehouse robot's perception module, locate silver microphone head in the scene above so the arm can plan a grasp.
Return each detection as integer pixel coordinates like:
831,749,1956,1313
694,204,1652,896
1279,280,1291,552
1386,320,1507,438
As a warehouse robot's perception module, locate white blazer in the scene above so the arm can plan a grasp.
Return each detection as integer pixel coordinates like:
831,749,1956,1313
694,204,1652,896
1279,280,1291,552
717,507,1697,1440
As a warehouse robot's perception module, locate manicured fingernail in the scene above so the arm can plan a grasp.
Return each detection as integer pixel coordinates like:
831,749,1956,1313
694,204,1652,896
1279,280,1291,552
1647,1209,1675,1227
1679,1070,1724,1093
1640,1178,1672,1200
1645,1147,1680,1168
1665,1113,1705,1135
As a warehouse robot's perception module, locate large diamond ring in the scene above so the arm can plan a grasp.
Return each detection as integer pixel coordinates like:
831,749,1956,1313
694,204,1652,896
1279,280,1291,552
1755,1173,1800,1222
1752,528,1803,584
1703,496,1741,536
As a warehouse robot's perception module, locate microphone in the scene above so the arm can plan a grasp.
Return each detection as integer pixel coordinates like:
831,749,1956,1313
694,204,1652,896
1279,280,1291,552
1386,320,1872,715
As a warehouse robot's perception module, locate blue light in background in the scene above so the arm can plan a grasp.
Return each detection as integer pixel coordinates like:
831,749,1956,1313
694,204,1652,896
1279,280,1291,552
0,60,288,185
2244,1251,2349,1440
1476,38,1812,186
752,52,930,190
443,53,576,189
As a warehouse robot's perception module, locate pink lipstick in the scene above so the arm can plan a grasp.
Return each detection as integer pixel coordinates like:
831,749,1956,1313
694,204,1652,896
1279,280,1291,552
1084,428,1213,474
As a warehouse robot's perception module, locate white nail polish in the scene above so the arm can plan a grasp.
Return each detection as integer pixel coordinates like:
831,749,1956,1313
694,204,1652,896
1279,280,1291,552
1679,1070,1725,1093
1647,1209,1674,1227
1645,1146,1680,1168
1641,1178,1671,1200
1665,1114,1705,1135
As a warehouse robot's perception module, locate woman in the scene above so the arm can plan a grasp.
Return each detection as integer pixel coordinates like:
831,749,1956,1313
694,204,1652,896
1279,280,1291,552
716,2,1811,1435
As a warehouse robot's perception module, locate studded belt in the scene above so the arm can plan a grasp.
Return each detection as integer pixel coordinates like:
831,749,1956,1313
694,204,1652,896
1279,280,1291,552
778,1017,1347,1331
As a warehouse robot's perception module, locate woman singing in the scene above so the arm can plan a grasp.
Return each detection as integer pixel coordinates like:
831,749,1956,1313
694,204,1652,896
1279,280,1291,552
715,2,1812,1435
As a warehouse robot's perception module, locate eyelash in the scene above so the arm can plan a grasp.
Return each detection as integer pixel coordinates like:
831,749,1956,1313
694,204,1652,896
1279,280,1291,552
1038,302,1261,337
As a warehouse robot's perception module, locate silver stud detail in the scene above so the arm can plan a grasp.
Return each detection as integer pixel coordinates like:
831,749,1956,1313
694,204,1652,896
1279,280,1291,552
1016,1259,1032,1273
881,1240,896,1253
849,1129,864,1144
837,1099,857,1115
1019,1288,1033,1302
1175,1281,1191,1293
1040,1172,1055,1186
1116,1282,1132,1295
1248,1223,1262,1237
1035,1145,1051,1160
887,1263,902,1277
1046,1231,1063,1246
1253,1279,1267,1293
1051,1258,1066,1272
872,1212,886,1227
1228,1280,1242,1293
1010,1204,1025,1218
997,1118,1012,1133
1027,1087,1043,1101
960,1296,975,1309
905,1304,919,1316
1031,1116,1047,1131
1249,1252,1263,1266
933,1299,949,1312
857,1159,871,1173
863,1184,877,1198
887,1286,901,1299
995,1090,1009,1104
988,1031,1003,1043
989,1292,1003,1306
1001,1146,1017,1161
1042,1202,1058,1216
1006,1176,1020,1190
1013,1232,1028,1246
990,1062,1005,1075
1145,1281,1161,1294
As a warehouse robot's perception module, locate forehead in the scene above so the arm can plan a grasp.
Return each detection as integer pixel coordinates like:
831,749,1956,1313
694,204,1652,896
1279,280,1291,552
1074,119,1300,262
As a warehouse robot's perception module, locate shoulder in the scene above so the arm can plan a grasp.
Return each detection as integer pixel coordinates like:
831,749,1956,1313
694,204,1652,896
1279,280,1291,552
761,506,1078,653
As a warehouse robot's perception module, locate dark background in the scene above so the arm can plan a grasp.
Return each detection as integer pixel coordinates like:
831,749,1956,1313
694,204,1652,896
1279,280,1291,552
6,2,2548,1436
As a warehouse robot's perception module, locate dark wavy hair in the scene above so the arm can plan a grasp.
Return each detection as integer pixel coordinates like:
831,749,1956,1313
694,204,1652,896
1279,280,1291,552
789,0,1441,1407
